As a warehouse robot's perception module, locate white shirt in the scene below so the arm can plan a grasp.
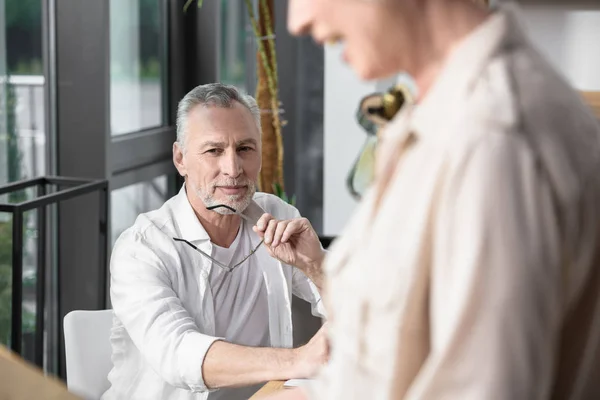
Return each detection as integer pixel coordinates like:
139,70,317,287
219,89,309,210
102,186,324,400
208,224,270,400
210,225,270,349
310,4,600,400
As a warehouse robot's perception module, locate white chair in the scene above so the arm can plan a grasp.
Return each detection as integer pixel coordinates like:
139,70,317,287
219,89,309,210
64,310,114,400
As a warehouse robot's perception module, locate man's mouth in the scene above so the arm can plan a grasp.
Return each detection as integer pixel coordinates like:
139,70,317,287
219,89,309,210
216,186,247,195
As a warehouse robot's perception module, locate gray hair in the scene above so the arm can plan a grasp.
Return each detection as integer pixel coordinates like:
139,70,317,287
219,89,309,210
176,83,261,150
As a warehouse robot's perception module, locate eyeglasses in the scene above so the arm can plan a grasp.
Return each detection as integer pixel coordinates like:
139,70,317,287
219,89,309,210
347,84,412,200
173,204,264,273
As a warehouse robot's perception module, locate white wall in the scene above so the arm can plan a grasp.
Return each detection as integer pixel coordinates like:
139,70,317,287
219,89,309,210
519,1,600,91
323,45,398,235
323,2,600,236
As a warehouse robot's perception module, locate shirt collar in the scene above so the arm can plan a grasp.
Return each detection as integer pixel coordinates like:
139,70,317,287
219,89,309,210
409,3,525,140
172,184,211,243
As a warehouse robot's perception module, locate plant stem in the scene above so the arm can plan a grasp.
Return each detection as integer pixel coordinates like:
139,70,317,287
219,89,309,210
244,0,284,190
259,0,284,184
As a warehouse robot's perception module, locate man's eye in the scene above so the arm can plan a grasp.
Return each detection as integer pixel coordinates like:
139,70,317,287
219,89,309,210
205,148,222,154
238,146,253,152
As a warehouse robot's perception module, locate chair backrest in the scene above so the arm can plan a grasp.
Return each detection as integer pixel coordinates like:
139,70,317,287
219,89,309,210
64,310,114,400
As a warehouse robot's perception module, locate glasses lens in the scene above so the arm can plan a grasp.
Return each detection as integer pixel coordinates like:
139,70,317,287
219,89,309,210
346,135,378,200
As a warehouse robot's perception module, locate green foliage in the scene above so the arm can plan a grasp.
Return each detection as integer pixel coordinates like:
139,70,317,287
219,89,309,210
272,182,296,207
0,220,36,346
5,0,43,75
0,222,13,345
11,59,43,76
0,78,32,345
5,0,41,30
140,58,161,80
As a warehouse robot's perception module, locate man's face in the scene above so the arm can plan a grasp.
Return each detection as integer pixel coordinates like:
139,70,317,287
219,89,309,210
287,0,411,80
173,102,262,214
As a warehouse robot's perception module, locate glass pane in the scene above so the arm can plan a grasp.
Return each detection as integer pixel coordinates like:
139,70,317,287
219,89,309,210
0,213,12,346
110,0,164,136
111,175,170,246
21,207,38,360
0,0,45,362
0,201,42,362
220,0,248,91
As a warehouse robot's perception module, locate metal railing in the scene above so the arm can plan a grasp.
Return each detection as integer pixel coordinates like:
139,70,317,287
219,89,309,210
0,176,108,366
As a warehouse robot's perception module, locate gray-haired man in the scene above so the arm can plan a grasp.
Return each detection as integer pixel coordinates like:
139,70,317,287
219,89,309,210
102,83,328,400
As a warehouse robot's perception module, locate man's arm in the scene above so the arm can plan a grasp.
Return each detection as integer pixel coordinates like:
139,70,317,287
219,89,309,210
203,324,328,389
291,264,326,319
294,250,325,293
202,342,295,388
111,234,219,392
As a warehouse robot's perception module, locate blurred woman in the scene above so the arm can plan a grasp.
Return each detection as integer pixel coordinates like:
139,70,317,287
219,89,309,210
273,0,600,398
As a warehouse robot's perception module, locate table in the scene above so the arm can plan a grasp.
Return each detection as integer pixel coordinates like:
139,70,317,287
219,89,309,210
250,380,286,399
0,345,80,399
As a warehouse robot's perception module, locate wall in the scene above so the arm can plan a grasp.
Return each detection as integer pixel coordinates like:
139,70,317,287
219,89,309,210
323,1,600,235
517,1,600,91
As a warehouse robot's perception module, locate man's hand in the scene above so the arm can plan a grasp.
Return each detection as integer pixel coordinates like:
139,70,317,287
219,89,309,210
291,324,330,378
253,214,325,278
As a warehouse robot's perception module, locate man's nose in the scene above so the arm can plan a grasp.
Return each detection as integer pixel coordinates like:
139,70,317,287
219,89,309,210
287,0,313,36
221,151,242,178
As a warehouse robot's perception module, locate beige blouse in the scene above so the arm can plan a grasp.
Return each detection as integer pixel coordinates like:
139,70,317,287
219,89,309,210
311,4,600,399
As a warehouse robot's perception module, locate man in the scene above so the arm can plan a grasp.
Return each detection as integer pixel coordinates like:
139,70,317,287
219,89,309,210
102,83,328,400
273,0,600,399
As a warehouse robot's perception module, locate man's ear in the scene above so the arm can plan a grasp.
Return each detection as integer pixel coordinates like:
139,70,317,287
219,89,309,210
173,142,187,177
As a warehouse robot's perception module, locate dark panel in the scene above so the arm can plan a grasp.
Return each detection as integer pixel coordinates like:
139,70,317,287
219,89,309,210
111,159,176,191
274,1,324,234
55,0,110,379
192,0,220,87
275,0,298,207
169,0,220,191
275,1,325,347
168,0,220,101
110,127,175,176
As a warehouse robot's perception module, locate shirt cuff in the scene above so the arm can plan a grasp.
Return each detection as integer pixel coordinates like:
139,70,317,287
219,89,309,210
313,298,327,319
178,331,223,393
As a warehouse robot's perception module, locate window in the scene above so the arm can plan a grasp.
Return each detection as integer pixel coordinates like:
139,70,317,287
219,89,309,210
0,203,38,353
220,0,249,91
111,175,170,246
0,0,45,356
0,205,40,359
110,0,165,136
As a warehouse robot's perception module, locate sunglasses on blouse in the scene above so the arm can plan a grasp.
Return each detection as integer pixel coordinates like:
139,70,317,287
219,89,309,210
347,84,413,200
